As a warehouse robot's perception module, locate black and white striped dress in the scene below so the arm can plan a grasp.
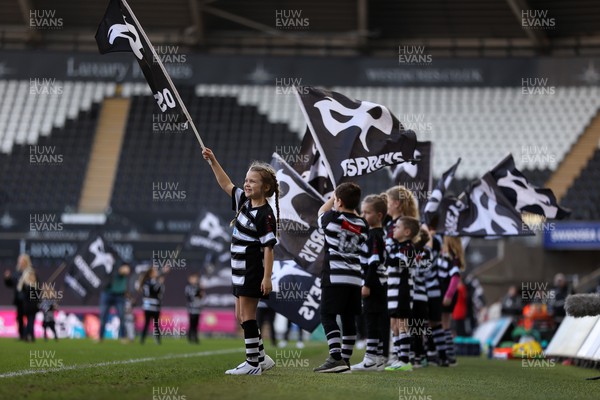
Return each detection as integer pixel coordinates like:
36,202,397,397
230,186,278,298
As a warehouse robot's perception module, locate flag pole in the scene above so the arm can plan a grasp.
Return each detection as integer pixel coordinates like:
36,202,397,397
119,0,209,158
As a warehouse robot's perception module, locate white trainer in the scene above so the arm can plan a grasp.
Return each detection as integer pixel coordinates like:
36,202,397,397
351,357,378,371
377,356,387,371
260,354,275,372
225,361,262,375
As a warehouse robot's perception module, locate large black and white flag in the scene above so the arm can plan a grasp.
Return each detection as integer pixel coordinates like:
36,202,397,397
265,260,322,332
293,130,334,197
95,0,189,127
184,210,231,254
295,87,417,185
389,141,432,210
423,157,461,226
490,154,570,219
271,153,325,276
438,173,533,237
64,235,118,300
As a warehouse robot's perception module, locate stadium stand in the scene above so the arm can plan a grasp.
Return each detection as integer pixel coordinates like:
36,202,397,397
561,146,600,220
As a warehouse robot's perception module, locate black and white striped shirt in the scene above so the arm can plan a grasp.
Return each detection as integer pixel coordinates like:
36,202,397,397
185,284,203,315
142,278,164,312
231,187,278,287
424,234,443,298
361,227,386,288
438,253,461,291
318,210,368,287
385,239,415,311
412,248,431,303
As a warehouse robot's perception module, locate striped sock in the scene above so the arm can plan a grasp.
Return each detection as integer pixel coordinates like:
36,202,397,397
241,320,260,367
392,335,400,359
432,325,447,359
326,329,342,360
258,334,265,363
399,332,411,364
377,340,384,358
341,335,357,362
445,329,455,360
366,338,379,359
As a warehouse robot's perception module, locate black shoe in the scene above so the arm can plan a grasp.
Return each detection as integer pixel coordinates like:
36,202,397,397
314,356,350,373
447,357,457,367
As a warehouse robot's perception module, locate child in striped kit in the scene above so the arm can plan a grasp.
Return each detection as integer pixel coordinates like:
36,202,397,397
439,236,464,367
351,194,388,372
385,216,420,372
203,147,279,375
314,182,368,373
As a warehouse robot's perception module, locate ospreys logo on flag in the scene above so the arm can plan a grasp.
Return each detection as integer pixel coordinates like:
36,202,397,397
95,0,189,126
271,153,326,276
184,211,231,254
295,87,417,185
490,154,570,219
265,260,322,332
292,129,334,197
439,173,533,237
423,157,461,226
64,235,118,300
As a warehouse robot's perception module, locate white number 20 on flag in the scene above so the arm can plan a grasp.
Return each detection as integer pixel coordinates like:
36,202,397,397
154,88,176,112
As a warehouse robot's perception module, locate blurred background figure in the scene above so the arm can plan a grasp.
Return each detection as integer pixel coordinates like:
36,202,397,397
185,272,205,344
139,266,167,345
39,288,59,341
3,254,32,341
548,273,574,329
98,262,130,343
257,300,277,347
18,255,38,342
501,285,523,323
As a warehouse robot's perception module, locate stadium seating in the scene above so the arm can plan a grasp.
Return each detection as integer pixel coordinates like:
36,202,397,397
560,146,600,220
0,80,106,211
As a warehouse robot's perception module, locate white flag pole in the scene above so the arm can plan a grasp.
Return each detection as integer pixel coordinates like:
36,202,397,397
119,0,209,159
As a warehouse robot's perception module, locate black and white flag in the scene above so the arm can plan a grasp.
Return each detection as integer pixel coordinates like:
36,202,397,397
64,235,118,300
95,0,189,127
265,260,322,332
184,210,231,254
389,141,432,210
438,173,533,237
271,153,325,276
490,154,570,219
293,130,334,197
295,87,417,185
423,157,461,226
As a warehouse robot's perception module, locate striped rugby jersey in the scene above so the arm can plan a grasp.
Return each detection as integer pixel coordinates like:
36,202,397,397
318,210,368,287
411,247,431,303
385,238,415,311
142,278,164,312
361,227,387,287
424,234,443,298
230,187,278,287
438,252,461,291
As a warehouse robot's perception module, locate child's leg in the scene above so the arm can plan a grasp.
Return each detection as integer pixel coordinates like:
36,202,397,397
140,311,151,343
321,312,342,360
50,323,58,341
153,311,161,344
441,313,455,360
239,296,260,366
364,313,380,362
340,313,357,363
398,318,411,364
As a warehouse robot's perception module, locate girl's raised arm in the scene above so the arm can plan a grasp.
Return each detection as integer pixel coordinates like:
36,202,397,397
202,148,235,196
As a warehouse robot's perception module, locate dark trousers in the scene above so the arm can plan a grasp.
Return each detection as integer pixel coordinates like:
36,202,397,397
141,310,161,344
43,321,58,340
16,302,25,340
25,310,36,342
188,313,200,343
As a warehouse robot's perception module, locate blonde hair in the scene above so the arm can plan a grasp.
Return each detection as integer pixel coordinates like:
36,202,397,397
443,236,465,271
386,185,419,219
231,161,280,237
362,194,387,217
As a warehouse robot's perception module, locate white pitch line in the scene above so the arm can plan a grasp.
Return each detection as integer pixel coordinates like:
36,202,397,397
0,347,242,379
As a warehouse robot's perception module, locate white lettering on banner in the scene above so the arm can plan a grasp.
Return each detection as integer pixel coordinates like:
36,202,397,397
298,278,321,320
550,229,597,242
341,152,407,176
66,58,129,81
73,255,101,288
299,229,324,262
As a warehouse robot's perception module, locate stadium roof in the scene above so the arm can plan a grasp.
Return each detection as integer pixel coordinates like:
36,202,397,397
0,0,599,56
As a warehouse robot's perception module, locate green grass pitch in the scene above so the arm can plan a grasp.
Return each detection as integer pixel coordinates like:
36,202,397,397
0,338,596,400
